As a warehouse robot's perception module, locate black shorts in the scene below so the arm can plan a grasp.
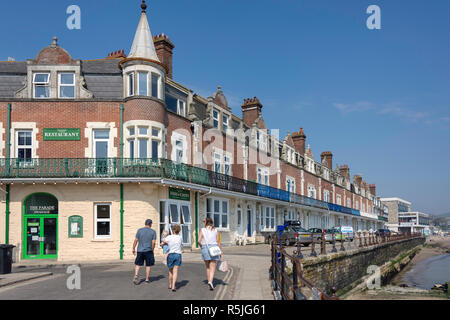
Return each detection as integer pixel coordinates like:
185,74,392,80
135,251,155,267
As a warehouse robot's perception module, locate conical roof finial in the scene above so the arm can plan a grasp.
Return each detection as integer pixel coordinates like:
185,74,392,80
141,0,147,13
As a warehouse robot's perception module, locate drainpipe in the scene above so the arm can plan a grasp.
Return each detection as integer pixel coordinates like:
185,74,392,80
120,183,124,260
5,185,10,244
195,192,199,248
119,104,124,259
5,103,11,244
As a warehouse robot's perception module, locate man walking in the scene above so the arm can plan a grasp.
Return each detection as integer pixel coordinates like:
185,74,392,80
132,219,156,284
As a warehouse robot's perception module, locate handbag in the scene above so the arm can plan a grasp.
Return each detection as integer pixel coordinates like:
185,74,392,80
218,259,228,273
204,228,222,257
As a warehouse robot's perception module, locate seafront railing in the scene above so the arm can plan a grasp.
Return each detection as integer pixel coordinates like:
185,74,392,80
0,157,361,216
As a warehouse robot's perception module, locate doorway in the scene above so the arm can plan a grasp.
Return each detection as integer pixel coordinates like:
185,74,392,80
23,193,58,260
247,205,253,237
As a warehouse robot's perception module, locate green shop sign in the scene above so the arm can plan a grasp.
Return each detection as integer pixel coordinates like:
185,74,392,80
43,128,81,141
68,215,83,238
169,188,190,202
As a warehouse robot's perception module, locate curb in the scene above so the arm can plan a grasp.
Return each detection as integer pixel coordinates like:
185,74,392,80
0,272,53,288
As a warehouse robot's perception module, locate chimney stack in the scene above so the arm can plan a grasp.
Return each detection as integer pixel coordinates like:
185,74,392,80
106,49,127,59
339,165,350,180
369,184,376,196
292,128,307,155
353,175,363,188
153,33,175,79
320,151,333,169
241,97,263,127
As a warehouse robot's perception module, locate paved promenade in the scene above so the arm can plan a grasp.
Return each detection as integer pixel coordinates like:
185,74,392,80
0,244,274,300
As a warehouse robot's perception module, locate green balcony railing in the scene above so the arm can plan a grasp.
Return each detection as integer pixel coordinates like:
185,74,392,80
0,158,365,218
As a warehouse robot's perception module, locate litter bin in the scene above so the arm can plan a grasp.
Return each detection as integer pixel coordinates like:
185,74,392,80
0,244,15,275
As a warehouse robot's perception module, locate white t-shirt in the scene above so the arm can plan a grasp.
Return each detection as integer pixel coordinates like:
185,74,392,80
165,234,183,254
201,227,218,246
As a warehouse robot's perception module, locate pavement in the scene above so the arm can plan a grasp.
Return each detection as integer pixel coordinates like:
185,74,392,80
0,244,274,300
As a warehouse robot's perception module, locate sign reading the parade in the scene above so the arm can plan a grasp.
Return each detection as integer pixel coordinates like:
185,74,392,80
25,193,58,215
43,128,81,141
169,188,190,202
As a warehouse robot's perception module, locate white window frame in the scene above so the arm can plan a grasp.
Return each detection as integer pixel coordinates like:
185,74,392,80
160,200,192,246
58,72,75,99
206,197,230,231
286,176,296,193
323,190,330,203
336,194,342,206
94,203,112,239
151,73,160,99
137,71,148,96
257,167,269,186
262,206,276,232
33,73,50,99
128,72,135,97
177,100,186,117
212,109,219,129
222,114,229,132
171,132,188,164
308,185,316,199
347,198,351,208
16,130,33,163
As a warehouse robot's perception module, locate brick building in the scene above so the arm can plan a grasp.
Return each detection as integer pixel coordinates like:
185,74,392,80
0,2,383,262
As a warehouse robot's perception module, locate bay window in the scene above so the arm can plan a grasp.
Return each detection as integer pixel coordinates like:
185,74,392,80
151,73,159,98
138,71,148,96
262,206,275,231
127,124,163,159
128,72,135,96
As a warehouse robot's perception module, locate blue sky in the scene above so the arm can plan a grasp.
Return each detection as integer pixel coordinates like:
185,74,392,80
1,0,449,214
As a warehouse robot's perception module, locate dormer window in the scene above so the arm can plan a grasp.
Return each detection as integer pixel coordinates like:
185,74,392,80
33,73,50,98
138,72,148,96
177,100,186,117
212,109,219,129
222,114,229,132
59,73,75,98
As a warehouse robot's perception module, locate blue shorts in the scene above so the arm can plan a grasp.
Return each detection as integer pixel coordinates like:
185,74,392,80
163,245,170,254
201,245,220,261
135,251,155,267
167,253,182,269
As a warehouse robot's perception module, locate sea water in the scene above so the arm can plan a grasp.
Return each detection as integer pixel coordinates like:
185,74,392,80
403,253,450,290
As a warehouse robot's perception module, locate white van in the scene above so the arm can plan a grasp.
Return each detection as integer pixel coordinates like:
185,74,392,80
339,226,354,241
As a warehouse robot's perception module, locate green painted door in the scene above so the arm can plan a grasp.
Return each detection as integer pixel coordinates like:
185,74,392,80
23,215,58,260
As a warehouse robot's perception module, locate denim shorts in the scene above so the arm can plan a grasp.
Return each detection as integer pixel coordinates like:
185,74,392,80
163,245,170,255
201,245,220,261
167,253,182,269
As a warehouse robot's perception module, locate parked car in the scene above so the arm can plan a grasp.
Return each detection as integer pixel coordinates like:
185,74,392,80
375,229,391,237
280,225,313,247
308,228,324,241
324,228,346,242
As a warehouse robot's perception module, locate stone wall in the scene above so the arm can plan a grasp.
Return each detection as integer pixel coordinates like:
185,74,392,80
300,237,425,295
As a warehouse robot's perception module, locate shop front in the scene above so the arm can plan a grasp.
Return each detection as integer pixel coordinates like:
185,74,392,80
23,193,58,260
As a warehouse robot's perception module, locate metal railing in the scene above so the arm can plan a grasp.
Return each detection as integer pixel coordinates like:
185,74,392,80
0,157,361,217
270,235,339,300
271,231,424,299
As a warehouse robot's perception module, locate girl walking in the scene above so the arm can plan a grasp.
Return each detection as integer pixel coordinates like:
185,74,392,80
198,217,222,291
163,225,183,292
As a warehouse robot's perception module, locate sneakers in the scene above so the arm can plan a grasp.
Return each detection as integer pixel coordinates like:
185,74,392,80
133,276,139,285
145,279,150,284
208,282,215,291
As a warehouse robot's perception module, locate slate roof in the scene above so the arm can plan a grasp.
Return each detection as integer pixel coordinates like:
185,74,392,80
81,59,122,74
0,75,25,98
0,61,27,74
84,75,123,99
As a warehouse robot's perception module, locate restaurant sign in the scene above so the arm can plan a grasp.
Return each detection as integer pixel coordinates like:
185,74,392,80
169,188,190,202
25,193,58,215
43,128,81,141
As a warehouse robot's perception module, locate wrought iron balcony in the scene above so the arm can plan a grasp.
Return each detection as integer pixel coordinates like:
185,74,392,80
0,158,363,217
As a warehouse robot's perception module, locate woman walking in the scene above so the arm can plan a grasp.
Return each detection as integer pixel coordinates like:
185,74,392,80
163,225,183,292
198,217,222,291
